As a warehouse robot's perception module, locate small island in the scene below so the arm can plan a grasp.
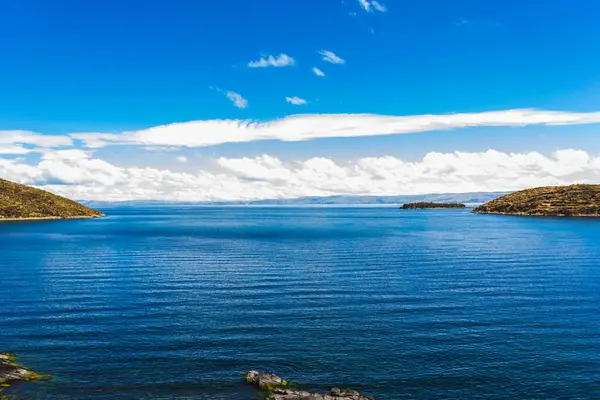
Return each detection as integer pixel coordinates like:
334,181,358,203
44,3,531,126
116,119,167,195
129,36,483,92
472,184,600,217
400,202,466,210
0,178,103,221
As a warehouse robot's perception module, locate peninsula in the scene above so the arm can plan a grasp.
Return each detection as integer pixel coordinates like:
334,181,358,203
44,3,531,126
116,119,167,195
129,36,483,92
400,202,466,209
0,178,103,221
473,184,600,217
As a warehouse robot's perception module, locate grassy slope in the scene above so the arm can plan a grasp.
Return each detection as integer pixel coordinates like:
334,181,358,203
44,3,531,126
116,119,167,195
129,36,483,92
473,184,600,216
0,178,103,219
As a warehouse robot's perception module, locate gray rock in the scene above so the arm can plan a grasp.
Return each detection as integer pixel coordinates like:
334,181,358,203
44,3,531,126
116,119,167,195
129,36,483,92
269,387,375,400
244,370,287,389
244,371,375,400
0,353,38,385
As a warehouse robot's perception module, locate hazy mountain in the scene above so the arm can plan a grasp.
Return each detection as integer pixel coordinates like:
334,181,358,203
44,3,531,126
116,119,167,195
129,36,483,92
82,192,508,208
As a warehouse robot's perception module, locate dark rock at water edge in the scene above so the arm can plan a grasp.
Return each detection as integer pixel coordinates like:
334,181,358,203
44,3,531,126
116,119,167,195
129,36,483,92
0,353,43,392
268,387,375,400
244,370,288,390
244,371,375,400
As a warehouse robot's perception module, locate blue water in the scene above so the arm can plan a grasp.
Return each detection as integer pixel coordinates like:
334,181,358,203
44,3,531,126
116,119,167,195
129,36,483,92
1,206,600,399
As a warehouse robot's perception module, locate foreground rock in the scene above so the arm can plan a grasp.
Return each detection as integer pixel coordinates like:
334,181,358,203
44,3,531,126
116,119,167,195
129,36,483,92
0,178,104,220
244,370,288,390
0,353,42,391
268,387,375,400
244,371,375,400
473,184,600,217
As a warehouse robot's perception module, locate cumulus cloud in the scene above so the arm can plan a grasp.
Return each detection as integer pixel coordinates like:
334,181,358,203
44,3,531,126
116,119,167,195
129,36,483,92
312,67,326,77
176,156,188,163
319,50,345,64
286,96,308,105
2,149,600,202
70,109,600,149
225,91,248,109
248,53,296,68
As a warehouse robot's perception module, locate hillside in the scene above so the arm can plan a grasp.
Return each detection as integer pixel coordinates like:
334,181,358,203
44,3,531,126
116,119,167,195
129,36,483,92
0,178,104,220
473,184,600,217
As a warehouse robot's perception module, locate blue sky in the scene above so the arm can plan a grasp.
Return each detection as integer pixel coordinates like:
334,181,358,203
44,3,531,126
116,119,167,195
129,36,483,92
1,0,600,201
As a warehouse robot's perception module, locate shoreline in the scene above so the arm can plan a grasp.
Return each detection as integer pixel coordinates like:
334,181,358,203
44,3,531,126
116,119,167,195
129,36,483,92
0,215,104,222
472,211,600,218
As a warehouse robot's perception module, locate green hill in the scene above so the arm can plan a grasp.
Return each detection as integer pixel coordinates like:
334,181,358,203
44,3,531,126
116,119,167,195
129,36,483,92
0,178,104,220
473,184,600,217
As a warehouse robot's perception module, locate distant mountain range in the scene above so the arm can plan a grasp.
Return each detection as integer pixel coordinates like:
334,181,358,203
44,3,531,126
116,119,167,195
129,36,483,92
81,192,509,207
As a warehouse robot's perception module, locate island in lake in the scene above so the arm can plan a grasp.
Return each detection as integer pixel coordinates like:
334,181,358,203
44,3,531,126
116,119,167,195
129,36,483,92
0,178,103,221
400,202,466,209
473,184,600,217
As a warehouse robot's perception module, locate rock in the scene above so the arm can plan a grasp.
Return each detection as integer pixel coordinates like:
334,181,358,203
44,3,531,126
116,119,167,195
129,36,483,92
244,371,374,400
0,353,42,391
269,387,375,400
244,370,287,389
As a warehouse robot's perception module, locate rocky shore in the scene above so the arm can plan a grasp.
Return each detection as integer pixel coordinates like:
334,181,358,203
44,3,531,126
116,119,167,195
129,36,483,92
0,353,43,392
245,371,375,400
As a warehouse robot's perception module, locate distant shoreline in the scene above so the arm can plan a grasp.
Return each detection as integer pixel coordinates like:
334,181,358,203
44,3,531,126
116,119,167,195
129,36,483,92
0,215,104,222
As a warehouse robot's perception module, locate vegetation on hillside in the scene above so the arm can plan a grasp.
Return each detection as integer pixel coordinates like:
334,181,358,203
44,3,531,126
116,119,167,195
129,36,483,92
473,184,600,217
0,178,103,220
400,202,466,209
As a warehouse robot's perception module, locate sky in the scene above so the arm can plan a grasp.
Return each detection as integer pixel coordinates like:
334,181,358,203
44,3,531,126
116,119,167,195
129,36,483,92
1,0,600,201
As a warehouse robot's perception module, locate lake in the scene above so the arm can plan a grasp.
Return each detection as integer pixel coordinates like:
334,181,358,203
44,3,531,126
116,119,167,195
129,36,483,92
1,206,599,399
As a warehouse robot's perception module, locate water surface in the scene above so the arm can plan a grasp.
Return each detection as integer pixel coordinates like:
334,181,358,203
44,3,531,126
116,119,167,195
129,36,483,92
1,206,599,399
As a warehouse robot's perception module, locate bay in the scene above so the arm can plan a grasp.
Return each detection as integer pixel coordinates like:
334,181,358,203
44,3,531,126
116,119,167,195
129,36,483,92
1,206,599,399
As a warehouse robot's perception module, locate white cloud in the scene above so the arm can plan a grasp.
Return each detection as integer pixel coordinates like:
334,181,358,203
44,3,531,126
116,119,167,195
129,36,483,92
312,67,325,77
0,145,33,155
248,53,296,68
176,156,188,163
70,109,600,149
372,1,387,12
358,0,371,12
0,130,72,148
286,96,307,105
358,0,387,13
225,91,248,109
2,149,600,202
319,50,345,64
42,149,90,161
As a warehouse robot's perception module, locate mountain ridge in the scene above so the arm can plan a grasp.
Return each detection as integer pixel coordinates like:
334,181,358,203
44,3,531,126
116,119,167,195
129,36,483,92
81,192,508,207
